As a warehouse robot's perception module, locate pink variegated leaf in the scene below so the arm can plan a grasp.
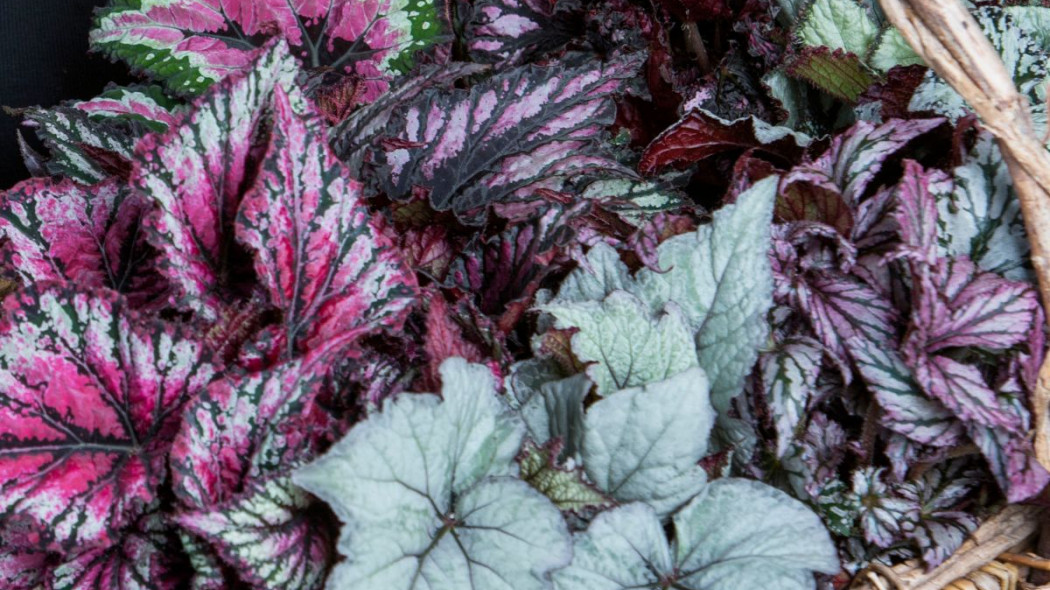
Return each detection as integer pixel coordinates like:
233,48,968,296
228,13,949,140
21,87,176,185
0,178,167,310
969,418,1050,503
171,354,333,509
0,548,49,590
903,348,1021,431
923,258,1040,353
176,475,331,590
0,285,216,555
235,86,416,358
465,0,575,65
893,160,944,266
781,118,945,217
379,55,642,222
91,0,442,97
134,42,299,316
171,352,336,588
50,511,188,590
74,85,181,132
847,336,965,447
796,271,898,360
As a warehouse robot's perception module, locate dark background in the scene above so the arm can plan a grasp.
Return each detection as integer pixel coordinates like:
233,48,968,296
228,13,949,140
1,0,131,189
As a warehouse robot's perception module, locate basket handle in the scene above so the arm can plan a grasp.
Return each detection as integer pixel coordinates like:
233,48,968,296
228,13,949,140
879,0,1050,475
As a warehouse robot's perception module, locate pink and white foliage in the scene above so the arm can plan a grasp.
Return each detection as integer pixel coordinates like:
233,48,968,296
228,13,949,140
465,0,571,65
0,178,167,310
0,285,216,555
51,511,188,590
379,55,643,222
235,86,417,358
91,0,442,97
170,352,337,588
133,42,299,316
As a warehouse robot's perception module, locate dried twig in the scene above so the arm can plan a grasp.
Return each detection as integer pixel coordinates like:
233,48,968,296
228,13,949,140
853,505,1045,590
878,0,1050,474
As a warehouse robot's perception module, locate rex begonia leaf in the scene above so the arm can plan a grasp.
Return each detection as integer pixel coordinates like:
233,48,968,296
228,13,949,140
554,479,838,590
0,178,167,310
582,368,714,517
851,468,912,548
781,118,945,213
939,132,1030,280
91,0,441,96
50,511,188,590
134,41,299,316
293,358,572,590
909,6,1050,119
519,440,612,512
543,291,699,396
868,28,923,73
235,85,416,359
795,0,877,56
904,259,1033,431
847,335,965,446
175,475,330,590
378,55,641,222
894,461,980,568
796,271,898,361
547,177,777,410
785,46,874,103
170,348,338,589
22,87,176,185
638,110,810,174
0,285,216,554
73,85,180,132
755,337,823,457
24,105,137,184
506,362,590,457
464,0,574,65
632,175,777,409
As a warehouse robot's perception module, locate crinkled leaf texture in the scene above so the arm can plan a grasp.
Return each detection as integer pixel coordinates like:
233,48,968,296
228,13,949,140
547,175,777,411
519,441,612,512
91,0,441,96
378,55,641,222
293,358,572,590
0,284,215,555
582,368,714,517
542,292,698,396
795,0,877,56
553,479,838,590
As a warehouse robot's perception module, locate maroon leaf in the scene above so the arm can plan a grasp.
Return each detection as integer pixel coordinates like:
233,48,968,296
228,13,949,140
639,110,808,174
0,285,216,554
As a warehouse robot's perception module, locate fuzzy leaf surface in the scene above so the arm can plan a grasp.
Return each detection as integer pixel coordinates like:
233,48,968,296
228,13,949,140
582,368,714,517
293,358,572,590
554,479,838,590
